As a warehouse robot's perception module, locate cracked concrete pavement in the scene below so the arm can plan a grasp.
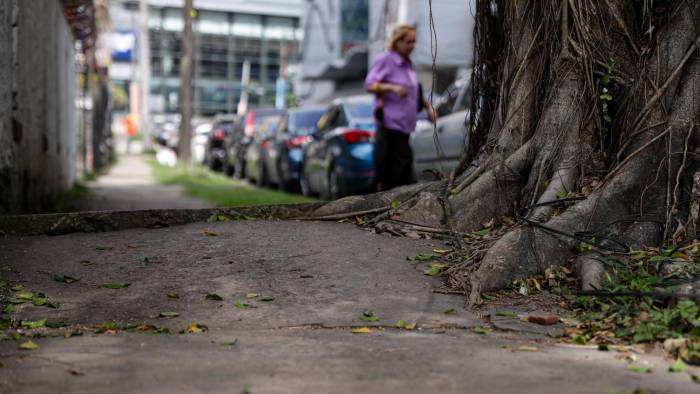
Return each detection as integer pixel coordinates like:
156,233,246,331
0,220,698,393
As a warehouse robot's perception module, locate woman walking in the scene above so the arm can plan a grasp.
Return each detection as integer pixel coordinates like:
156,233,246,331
365,24,435,192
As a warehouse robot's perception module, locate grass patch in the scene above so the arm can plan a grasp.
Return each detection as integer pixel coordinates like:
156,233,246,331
148,159,317,207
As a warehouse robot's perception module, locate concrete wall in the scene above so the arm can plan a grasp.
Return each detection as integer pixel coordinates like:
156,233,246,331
0,0,78,214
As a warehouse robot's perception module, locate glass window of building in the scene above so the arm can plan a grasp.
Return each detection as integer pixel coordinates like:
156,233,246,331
163,8,184,31
197,11,230,35
148,8,161,30
232,14,263,37
264,17,295,40
340,0,368,54
199,36,228,79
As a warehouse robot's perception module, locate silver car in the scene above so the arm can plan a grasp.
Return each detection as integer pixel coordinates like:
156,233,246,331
410,75,472,182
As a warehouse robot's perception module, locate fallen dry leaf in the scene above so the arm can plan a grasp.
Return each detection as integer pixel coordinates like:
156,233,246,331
19,340,39,350
187,323,208,333
517,345,539,352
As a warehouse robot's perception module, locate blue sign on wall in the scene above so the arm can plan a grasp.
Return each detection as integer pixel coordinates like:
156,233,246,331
111,31,136,62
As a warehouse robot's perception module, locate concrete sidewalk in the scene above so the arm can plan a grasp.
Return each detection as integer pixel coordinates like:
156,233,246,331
76,153,212,212
0,220,698,393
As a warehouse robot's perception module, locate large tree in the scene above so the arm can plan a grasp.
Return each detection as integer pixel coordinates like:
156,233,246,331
309,0,700,304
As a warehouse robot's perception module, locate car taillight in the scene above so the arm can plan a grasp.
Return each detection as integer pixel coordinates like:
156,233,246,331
212,129,226,140
286,135,312,149
342,129,373,144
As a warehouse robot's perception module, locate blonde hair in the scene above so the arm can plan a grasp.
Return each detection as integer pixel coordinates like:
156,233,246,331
387,24,416,51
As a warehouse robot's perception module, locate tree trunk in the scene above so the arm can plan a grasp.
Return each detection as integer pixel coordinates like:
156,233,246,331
309,0,700,303
178,0,194,165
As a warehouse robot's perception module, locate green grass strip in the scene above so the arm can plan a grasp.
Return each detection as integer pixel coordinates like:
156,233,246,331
149,159,317,207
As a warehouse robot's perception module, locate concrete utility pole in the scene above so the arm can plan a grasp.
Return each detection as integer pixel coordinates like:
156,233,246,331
178,0,194,164
138,0,152,151
237,59,251,116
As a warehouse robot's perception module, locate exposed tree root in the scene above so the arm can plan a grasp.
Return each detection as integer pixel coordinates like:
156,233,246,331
307,0,700,306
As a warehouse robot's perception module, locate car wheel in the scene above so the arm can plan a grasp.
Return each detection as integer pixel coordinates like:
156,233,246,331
256,161,267,187
325,162,342,200
276,160,292,192
208,157,221,172
300,167,312,197
224,164,234,177
234,159,245,180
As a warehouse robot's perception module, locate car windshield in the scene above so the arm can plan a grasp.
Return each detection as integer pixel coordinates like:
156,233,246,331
257,115,281,138
289,109,326,136
344,100,374,120
214,121,234,132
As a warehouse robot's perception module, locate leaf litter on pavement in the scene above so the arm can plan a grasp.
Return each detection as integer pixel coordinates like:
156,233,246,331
54,274,80,284
359,310,379,322
395,320,417,330
101,282,130,289
186,323,208,333
234,300,256,310
19,340,39,350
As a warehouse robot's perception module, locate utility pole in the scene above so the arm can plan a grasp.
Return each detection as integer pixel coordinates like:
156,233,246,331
237,59,251,116
275,44,288,109
178,0,194,165
138,0,152,151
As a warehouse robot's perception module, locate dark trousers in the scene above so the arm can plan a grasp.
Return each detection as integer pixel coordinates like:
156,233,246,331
374,124,413,191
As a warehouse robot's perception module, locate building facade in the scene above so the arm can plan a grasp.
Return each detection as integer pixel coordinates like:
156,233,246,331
296,0,475,104
110,0,302,116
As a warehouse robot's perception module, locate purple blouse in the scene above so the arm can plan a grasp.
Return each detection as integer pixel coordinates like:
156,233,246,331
364,50,419,134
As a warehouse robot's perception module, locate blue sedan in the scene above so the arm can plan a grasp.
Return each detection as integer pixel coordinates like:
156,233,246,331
264,105,328,191
300,95,376,199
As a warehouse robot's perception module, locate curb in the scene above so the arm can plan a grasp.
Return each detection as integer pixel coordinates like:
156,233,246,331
0,202,326,236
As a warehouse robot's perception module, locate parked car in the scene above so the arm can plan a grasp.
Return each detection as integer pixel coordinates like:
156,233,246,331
410,73,472,182
243,114,282,186
191,120,213,165
205,114,237,172
300,95,376,199
225,108,284,179
153,113,181,149
263,105,328,191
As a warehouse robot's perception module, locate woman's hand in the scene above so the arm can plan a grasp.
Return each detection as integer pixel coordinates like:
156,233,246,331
427,103,437,124
390,84,408,98
368,83,408,98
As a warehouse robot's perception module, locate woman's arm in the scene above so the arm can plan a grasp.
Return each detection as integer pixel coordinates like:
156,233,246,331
364,55,408,98
367,82,408,98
